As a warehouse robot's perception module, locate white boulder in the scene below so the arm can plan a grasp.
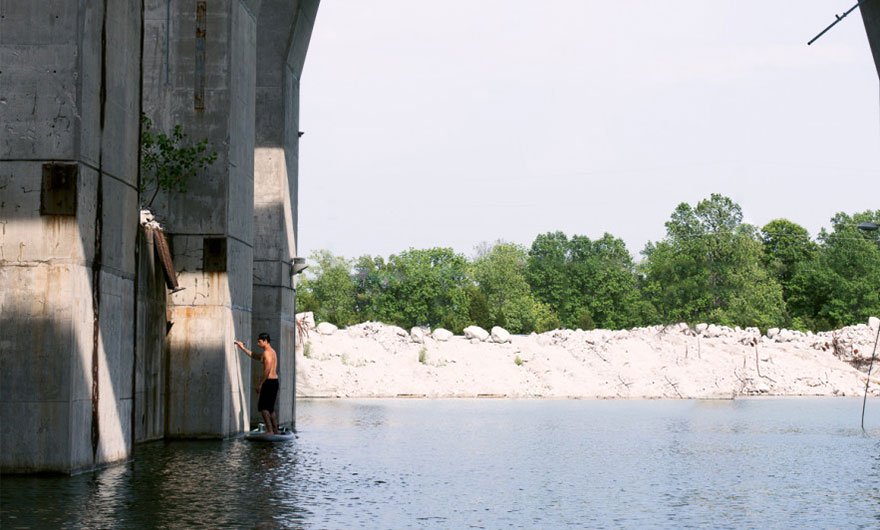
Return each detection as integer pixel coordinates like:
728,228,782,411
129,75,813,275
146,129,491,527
463,325,489,341
704,324,721,338
695,323,709,334
767,328,780,339
491,326,511,343
390,326,409,337
316,322,338,335
870,316,880,330
432,328,453,341
410,327,426,344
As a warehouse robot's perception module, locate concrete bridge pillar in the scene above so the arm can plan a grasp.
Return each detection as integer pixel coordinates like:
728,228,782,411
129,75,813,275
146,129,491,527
0,0,318,471
0,0,142,473
862,0,880,80
142,0,261,437
252,0,318,429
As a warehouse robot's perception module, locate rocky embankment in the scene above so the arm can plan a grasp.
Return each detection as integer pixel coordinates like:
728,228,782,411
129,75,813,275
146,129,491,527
295,315,880,399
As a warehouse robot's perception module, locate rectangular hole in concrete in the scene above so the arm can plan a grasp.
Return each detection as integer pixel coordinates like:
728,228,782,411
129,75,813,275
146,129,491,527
203,237,226,272
40,163,78,216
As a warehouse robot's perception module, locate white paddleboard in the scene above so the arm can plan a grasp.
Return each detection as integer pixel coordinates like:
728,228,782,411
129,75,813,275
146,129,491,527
244,427,294,442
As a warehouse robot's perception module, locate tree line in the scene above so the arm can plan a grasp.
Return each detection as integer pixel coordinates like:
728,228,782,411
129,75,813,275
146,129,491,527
298,194,880,334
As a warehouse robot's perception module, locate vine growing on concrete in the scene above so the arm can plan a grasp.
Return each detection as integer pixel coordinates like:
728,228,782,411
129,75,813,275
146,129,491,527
139,114,218,207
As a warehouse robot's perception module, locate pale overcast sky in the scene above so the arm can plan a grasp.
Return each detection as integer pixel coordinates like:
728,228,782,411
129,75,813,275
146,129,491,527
299,1,880,260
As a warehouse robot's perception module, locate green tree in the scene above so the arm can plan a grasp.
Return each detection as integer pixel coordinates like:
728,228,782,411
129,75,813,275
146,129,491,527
526,232,579,326
472,242,557,333
760,219,817,326
761,219,817,293
527,232,650,329
377,248,471,331
568,233,655,329
297,250,357,326
465,285,493,330
641,194,784,328
787,210,880,330
351,254,388,322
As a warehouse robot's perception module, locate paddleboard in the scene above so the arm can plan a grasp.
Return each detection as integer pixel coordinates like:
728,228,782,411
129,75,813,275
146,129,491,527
244,427,294,442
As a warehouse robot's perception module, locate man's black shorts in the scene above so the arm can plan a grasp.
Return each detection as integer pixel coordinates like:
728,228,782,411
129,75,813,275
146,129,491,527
258,379,279,413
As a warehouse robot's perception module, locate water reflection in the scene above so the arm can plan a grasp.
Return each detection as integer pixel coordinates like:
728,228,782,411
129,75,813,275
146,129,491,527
2,398,880,529
351,402,388,429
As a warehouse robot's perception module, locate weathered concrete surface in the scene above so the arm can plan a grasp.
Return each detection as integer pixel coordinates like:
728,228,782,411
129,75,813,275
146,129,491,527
251,0,318,430
0,0,142,473
862,0,880,79
1,0,317,471
142,0,259,438
134,228,168,443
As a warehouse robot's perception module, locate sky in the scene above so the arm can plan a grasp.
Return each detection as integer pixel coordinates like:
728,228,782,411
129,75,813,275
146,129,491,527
298,0,880,261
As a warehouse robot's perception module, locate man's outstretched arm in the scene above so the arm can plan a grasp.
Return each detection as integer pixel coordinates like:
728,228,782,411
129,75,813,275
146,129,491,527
234,340,262,361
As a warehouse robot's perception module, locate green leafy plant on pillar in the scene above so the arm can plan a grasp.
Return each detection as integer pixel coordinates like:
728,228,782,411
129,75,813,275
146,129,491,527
140,114,218,207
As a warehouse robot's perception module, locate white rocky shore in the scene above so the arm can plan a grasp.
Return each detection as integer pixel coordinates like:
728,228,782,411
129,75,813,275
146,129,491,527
295,314,880,399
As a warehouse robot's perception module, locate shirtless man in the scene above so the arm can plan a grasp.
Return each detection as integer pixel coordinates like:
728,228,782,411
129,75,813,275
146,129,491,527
234,333,280,434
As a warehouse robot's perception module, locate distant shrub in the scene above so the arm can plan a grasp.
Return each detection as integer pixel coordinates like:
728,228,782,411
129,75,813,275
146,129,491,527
577,310,596,331
465,286,492,331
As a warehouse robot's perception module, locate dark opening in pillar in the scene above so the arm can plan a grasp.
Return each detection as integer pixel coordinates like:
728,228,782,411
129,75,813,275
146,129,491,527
203,237,227,272
40,163,78,216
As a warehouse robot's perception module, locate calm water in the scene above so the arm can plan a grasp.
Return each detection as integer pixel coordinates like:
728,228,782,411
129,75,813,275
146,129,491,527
2,398,880,529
